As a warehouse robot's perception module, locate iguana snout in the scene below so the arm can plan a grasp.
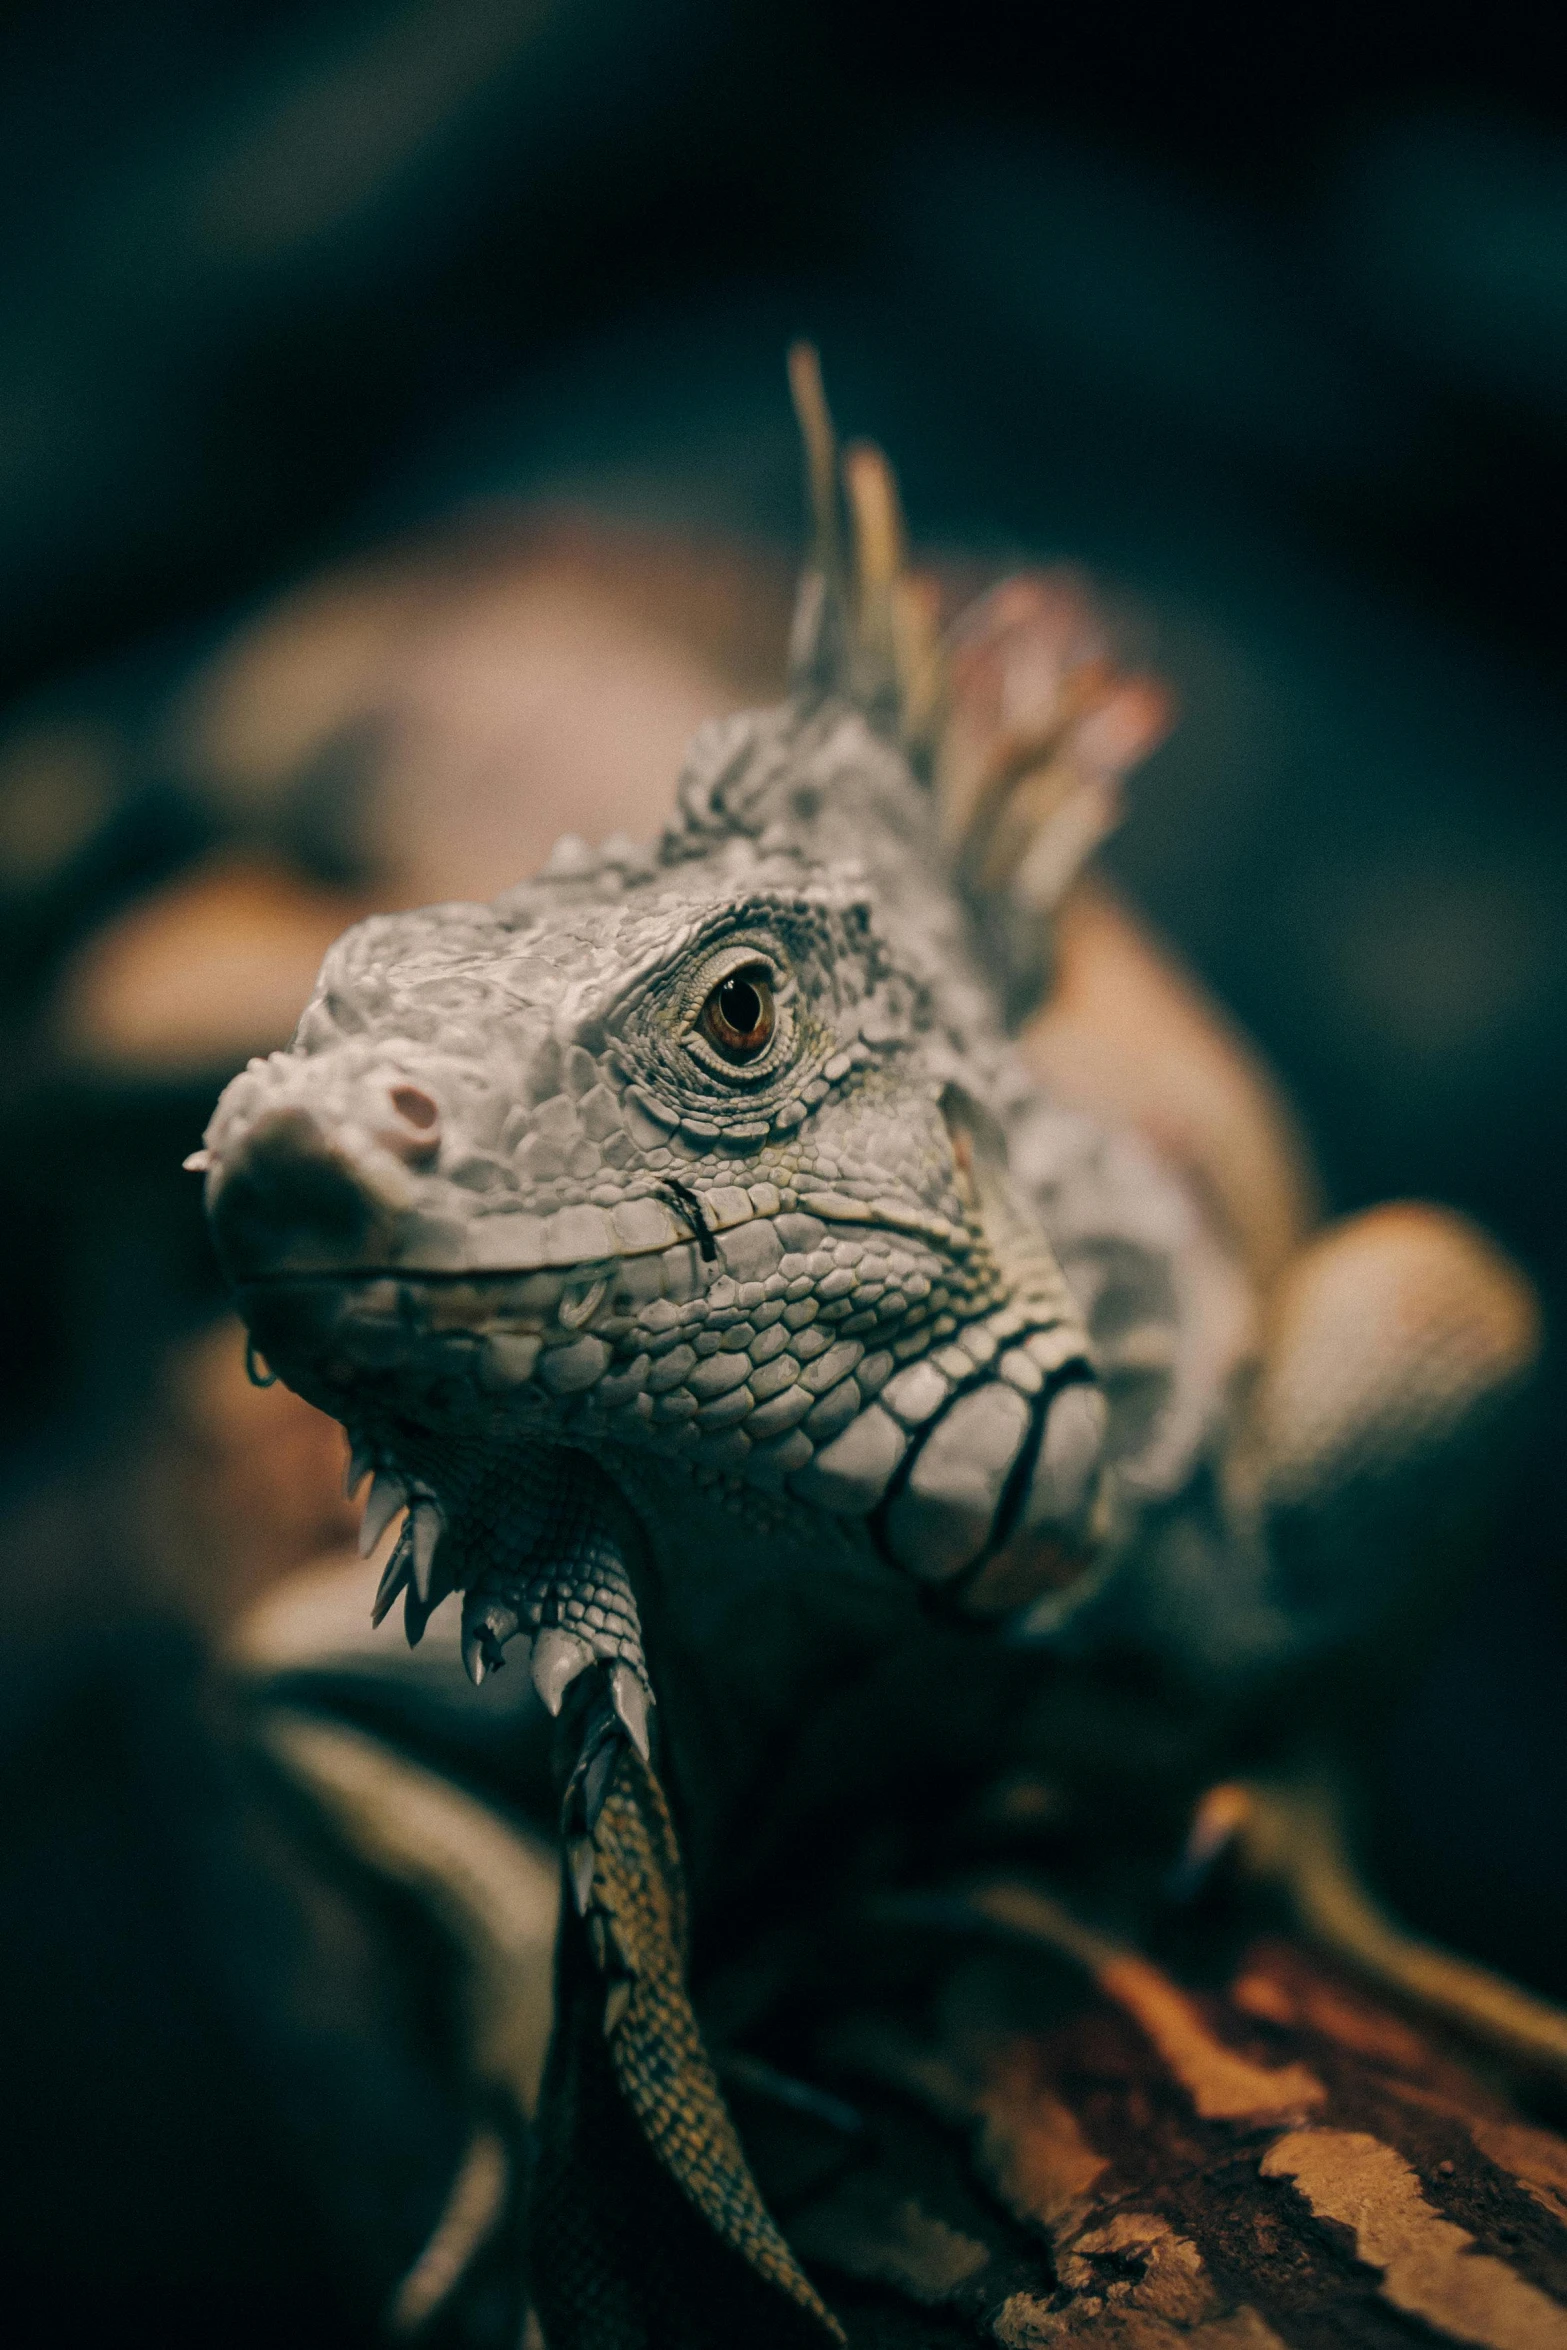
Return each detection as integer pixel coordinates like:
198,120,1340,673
205,1060,456,1279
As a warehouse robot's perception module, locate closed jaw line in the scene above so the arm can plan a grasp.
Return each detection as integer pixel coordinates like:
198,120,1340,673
234,1183,979,1285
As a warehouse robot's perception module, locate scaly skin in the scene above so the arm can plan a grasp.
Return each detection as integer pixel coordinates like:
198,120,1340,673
206,674,1249,1848
201,414,1536,1921
200,390,1544,2347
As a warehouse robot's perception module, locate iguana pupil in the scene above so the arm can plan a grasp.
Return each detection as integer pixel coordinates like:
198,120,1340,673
703,967,774,1060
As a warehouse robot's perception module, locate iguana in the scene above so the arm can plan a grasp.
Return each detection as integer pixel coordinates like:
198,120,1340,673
198,351,1541,2345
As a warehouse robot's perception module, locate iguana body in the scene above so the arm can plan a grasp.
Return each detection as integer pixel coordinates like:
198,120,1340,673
202,359,1539,2341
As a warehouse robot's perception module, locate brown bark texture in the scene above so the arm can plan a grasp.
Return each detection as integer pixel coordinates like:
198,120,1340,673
726,1913,1567,2349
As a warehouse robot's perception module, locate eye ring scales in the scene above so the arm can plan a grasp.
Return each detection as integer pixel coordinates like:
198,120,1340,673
700,965,776,1063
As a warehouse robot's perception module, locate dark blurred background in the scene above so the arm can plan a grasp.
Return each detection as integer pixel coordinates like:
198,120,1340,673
5,0,1567,1229
2,3,1566,2320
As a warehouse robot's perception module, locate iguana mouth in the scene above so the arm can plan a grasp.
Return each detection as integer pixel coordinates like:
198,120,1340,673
205,1085,979,1284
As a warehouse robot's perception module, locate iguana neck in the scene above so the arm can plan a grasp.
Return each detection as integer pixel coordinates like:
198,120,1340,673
612,1450,1038,1939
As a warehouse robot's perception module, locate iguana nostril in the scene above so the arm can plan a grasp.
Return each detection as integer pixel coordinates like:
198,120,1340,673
391,1085,438,1130
381,1084,442,1165
208,1104,390,1279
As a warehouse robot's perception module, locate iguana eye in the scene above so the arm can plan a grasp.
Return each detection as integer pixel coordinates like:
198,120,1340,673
700,966,775,1062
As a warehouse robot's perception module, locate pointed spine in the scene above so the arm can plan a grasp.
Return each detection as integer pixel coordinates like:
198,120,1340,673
409,1498,442,1603
359,1471,406,1557
370,1519,414,1627
786,341,849,700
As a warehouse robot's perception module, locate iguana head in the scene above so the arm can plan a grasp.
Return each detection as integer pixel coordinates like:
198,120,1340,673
200,354,1165,1784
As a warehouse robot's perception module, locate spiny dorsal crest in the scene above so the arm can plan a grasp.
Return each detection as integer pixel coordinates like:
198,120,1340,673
784,341,943,754
540,346,1174,1031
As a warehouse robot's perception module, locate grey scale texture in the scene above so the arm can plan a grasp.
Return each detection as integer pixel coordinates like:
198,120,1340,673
201,535,1526,1797
198,416,1544,2350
